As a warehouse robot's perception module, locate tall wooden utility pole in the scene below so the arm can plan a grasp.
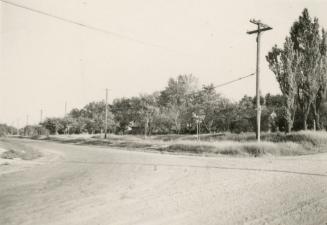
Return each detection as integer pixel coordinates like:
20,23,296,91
247,19,272,142
104,88,108,139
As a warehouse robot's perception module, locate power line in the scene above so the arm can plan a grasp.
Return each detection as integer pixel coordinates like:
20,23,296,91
44,72,255,116
185,72,255,99
0,0,167,49
213,73,255,89
106,72,256,111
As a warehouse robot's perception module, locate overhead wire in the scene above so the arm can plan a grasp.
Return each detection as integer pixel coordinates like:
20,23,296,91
2,0,256,115
101,72,256,111
185,72,255,99
213,73,255,89
0,0,168,49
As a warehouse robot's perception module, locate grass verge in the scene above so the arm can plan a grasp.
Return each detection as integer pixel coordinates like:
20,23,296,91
27,130,327,157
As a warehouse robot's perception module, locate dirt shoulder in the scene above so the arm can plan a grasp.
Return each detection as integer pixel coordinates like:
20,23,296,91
0,138,62,175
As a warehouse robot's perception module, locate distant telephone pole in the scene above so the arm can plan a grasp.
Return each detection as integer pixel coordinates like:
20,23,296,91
247,19,272,142
26,114,29,126
65,101,67,116
40,109,43,123
104,88,109,139
16,119,20,135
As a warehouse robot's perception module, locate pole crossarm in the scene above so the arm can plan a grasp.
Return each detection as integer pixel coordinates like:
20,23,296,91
247,19,272,35
247,27,272,34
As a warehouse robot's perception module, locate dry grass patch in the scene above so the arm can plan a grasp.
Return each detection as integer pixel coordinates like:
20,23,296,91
28,130,327,157
161,140,306,157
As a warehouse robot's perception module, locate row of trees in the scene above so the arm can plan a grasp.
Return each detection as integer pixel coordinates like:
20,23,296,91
36,74,299,136
266,9,327,132
0,124,50,137
0,124,17,136
5,78,326,137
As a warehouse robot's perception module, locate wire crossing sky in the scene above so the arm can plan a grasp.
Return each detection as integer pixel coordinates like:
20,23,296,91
1,0,327,126
0,0,171,49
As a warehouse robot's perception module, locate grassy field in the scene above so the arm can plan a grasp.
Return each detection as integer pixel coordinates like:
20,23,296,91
26,131,327,157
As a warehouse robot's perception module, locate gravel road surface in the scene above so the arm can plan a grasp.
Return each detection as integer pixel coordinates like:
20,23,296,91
0,138,327,225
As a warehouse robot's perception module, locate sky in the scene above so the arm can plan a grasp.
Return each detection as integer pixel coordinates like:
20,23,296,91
1,0,327,127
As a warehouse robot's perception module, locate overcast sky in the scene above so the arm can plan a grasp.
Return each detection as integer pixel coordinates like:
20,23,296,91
1,0,327,127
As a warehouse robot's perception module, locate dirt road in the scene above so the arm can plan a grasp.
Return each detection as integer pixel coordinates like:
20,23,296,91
0,138,326,225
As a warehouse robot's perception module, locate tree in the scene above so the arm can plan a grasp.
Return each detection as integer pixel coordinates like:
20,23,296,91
111,98,137,134
235,95,256,132
159,74,199,133
267,8,327,131
319,94,327,129
264,94,287,132
68,117,87,134
81,101,114,134
138,94,160,136
192,84,231,133
214,102,238,132
311,29,327,129
266,38,299,132
23,125,49,137
69,108,82,119
151,109,175,134
291,9,326,129
41,118,64,134
0,124,17,136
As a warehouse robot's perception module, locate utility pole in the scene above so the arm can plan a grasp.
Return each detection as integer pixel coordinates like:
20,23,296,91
40,109,43,124
64,102,68,134
10,122,14,135
17,119,20,135
25,115,29,136
247,19,272,142
197,120,199,141
104,88,108,139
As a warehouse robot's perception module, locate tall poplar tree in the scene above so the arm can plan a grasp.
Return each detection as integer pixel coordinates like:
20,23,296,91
267,8,327,131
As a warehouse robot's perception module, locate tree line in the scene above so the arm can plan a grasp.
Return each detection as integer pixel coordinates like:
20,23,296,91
0,124,17,136
35,74,318,136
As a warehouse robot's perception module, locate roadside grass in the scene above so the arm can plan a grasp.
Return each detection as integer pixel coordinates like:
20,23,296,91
28,130,327,157
0,139,42,160
161,140,306,157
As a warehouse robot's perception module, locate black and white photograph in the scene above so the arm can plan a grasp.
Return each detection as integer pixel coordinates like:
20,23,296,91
1,0,327,224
